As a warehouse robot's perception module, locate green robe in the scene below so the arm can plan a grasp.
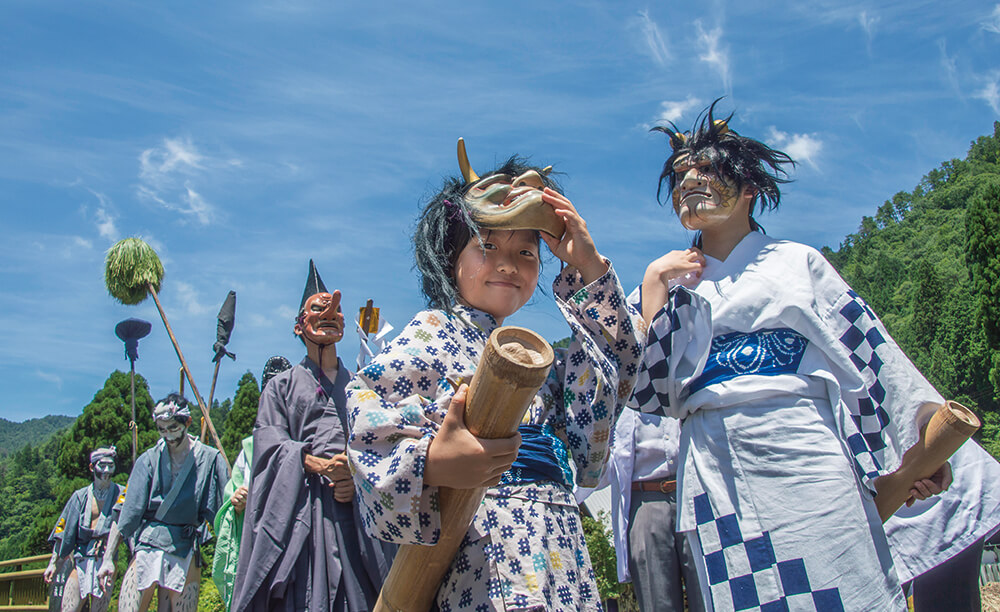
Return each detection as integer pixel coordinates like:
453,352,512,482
212,436,252,609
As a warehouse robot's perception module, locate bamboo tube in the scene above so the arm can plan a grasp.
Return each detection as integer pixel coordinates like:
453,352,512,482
373,326,554,612
875,400,980,522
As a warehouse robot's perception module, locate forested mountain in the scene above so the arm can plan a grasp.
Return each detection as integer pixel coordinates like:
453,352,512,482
824,122,1000,447
0,415,75,457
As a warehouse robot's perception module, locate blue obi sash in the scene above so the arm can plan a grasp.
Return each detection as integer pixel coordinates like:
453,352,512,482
499,423,574,487
689,328,808,393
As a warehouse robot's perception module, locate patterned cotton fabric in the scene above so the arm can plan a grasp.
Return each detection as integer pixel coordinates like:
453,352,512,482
347,264,644,610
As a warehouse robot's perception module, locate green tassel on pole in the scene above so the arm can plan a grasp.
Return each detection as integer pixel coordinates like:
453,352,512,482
105,238,164,305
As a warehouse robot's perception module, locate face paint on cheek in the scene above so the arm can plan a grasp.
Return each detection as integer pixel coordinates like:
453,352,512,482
709,176,739,207
94,462,115,481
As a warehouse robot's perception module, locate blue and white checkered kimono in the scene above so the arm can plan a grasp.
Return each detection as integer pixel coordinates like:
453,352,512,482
347,263,644,611
630,231,1000,611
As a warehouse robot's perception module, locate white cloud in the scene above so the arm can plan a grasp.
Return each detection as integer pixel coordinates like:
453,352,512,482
95,206,119,242
654,96,702,126
72,236,93,250
633,10,670,66
173,281,210,316
858,10,880,53
974,73,1000,114
136,136,222,226
767,127,823,170
35,369,63,390
983,4,1000,34
695,22,730,94
938,40,961,98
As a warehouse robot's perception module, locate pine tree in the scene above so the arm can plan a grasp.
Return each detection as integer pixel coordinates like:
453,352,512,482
56,371,158,481
967,175,1000,397
220,371,260,464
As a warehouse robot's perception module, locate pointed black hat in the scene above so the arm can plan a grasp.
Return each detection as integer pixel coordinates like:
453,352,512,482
300,259,328,313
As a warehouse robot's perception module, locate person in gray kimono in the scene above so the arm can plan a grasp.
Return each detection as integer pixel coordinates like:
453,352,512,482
97,394,228,612
43,446,124,612
229,260,392,612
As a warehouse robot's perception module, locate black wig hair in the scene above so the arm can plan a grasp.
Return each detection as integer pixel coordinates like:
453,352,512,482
413,155,561,312
652,98,796,229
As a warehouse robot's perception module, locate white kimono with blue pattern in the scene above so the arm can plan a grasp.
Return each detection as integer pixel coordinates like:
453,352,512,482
347,264,644,611
629,231,1000,612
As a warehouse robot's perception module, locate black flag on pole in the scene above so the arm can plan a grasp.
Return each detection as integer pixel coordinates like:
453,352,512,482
212,290,237,362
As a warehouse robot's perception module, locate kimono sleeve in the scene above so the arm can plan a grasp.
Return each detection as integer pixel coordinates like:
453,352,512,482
548,261,646,486
48,490,81,556
801,246,943,480
117,456,154,540
346,310,460,546
200,449,230,526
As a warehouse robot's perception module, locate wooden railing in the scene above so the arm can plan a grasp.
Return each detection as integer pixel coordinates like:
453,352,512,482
0,554,49,611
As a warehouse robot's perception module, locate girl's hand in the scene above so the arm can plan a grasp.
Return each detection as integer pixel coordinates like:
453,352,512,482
540,188,609,285
640,248,706,325
424,385,521,489
905,462,953,506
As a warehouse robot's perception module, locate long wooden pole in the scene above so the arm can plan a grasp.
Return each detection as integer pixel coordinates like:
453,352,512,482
203,359,222,442
374,326,554,612
875,400,979,522
130,359,137,464
147,283,231,474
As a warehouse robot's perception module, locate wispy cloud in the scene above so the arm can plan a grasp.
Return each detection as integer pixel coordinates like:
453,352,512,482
654,96,702,126
983,4,1000,34
938,40,961,98
767,127,823,170
632,10,670,66
137,137,218,225
35,369,63,390
695,22,730,94
172,281,210,316
974,72,1000,114
94,206,119,242
858,10,880,54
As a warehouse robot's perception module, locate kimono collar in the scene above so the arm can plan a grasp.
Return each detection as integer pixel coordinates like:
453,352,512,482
702,230,772,281
300,356,349,399
449,304,500,340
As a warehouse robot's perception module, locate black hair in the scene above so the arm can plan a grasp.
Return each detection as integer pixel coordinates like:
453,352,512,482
653,98,796,231
413,155,560,312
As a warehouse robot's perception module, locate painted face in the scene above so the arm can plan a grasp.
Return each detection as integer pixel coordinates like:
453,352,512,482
671,153,744,231
156,419,188,448
295,291,344,346
92,458,116,482
464,170,564,238
454,230,540,324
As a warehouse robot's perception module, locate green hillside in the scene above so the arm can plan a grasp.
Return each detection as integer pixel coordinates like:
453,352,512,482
0,415,75,457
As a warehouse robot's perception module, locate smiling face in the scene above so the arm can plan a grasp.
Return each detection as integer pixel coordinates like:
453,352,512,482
155,418,189,448
295,290,344,346
453,229,540,324
671,153,748,232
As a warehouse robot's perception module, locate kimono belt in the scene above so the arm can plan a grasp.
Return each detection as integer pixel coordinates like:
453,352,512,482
73,526,106,558
501,424,574,487
136,520,199,556
688,328,808,394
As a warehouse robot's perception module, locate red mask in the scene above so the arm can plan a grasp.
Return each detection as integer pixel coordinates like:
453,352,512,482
295,291,344,346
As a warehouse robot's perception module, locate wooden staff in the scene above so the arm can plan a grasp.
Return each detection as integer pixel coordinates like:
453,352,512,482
875,400,980,522
374,326,554,612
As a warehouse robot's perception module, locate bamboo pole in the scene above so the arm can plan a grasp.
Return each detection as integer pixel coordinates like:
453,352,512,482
129,360,137,464
147,284,231,474
374,326,554,612
875,400,980,522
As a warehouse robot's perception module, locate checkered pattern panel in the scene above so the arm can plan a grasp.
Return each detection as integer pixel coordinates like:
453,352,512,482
629,289,692,414
694,494,844,611
838,290,891,459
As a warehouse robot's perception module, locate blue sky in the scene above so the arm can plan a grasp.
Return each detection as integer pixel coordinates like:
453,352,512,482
1,1,998,421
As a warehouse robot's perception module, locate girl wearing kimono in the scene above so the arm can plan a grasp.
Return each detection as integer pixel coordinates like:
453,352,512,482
98,394,229,612
631,101,1000,611
347,148,645,610
43,447,123,612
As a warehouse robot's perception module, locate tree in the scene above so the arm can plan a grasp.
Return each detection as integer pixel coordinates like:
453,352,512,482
220,371,260,464
967,176,1000,397
57,371,159,481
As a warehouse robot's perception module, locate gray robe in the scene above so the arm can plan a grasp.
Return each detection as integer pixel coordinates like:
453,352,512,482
49,482,123,559
230,357,392,612
117,436,229,557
